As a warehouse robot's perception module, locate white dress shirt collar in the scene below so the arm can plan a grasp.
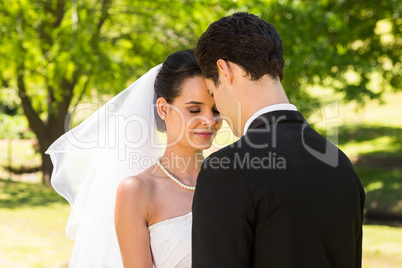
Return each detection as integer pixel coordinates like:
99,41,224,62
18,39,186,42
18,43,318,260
243,103,298,135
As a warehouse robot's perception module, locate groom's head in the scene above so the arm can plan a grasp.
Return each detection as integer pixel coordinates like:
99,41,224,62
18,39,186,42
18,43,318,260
195,13,286,136
195,12,284,85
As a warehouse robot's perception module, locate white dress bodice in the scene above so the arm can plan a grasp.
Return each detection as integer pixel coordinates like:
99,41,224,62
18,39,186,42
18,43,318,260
148,212,192,268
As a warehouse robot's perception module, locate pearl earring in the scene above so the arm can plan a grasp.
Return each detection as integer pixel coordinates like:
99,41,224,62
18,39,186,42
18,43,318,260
162,115,166,119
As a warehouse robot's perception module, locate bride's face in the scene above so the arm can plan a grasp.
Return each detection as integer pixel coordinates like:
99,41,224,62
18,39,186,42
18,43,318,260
163,76,222,150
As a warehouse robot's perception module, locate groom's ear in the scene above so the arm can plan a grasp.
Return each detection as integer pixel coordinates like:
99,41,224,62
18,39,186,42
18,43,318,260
216,59,233,87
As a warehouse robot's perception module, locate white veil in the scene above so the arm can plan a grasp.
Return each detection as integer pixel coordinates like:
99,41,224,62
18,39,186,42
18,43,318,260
45,64,166,267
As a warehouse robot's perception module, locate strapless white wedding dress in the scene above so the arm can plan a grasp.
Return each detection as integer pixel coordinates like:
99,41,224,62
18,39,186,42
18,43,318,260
148,212,192,268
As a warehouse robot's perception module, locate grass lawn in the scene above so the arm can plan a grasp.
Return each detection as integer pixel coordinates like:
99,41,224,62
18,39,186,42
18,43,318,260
309,91,402,218
0,179,73,268
363,225,402,268
0,204,73,268
0,178,401,267
356,167,402,216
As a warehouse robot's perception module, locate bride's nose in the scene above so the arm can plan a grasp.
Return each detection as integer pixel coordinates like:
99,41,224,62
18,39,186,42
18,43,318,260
201,112,217,126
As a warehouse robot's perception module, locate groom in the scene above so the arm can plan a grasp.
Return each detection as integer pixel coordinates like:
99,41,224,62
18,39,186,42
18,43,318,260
192,12,365,267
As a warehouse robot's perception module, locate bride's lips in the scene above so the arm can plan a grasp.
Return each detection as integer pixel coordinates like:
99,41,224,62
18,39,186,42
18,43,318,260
194,131,214,138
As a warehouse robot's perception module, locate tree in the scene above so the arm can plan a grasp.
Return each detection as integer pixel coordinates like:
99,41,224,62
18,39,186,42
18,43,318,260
0,0,400,184
0,0,225,184
247,0,401,111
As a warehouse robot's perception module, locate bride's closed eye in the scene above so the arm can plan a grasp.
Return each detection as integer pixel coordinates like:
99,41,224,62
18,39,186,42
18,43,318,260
189,108,220,114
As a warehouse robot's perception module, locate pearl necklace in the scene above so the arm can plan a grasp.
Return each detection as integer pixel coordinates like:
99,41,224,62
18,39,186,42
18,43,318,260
156,158,196,191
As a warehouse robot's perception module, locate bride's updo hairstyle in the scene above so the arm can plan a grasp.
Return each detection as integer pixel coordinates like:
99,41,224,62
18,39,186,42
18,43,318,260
154,50,202,132
154,50,202,104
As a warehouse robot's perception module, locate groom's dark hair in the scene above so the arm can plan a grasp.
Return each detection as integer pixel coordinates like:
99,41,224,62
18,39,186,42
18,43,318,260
195,12,284,86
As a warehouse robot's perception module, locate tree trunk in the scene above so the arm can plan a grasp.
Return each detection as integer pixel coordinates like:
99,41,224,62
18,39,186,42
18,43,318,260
41,148,53,187
17,67,74,185
37,121,68,186
36,134,55,186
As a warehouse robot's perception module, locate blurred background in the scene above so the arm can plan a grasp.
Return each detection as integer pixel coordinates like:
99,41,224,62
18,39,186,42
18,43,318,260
0,0,401,267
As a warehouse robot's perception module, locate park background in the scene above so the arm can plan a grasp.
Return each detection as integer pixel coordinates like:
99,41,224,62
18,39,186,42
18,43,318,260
0,0,401,267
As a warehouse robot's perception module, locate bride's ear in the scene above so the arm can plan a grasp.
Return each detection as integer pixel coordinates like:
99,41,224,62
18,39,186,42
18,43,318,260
156,97,168,120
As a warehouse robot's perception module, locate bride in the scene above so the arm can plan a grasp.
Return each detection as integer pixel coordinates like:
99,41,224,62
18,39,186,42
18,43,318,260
46,50,222,267
116,49,222,267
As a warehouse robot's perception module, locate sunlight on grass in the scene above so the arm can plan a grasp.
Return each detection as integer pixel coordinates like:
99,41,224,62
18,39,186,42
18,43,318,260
0,178,74,267
366,181,384,192
2,200,402,267
340,136,398,158
314,123,402,163
363,225,402,268
355,167,402,215
307,88,402,128
0,203,73,268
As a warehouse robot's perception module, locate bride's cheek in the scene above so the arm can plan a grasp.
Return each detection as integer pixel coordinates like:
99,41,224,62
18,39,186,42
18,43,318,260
186,115,199,130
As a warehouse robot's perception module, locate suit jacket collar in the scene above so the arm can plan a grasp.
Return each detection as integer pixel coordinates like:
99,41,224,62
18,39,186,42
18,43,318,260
243,104,297,135
246,110,307,133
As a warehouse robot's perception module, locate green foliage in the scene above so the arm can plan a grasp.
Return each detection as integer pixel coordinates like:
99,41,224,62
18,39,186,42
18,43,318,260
0,88,20,116
0,0,230,143
0,114,33,139
1,0,400,121
0,0,400,183
0,0,224,111
240,0,401,109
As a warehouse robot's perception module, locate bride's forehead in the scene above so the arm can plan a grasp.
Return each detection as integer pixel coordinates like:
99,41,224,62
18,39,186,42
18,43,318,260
178,80,210,97
181,76,207,89
177,87,214,104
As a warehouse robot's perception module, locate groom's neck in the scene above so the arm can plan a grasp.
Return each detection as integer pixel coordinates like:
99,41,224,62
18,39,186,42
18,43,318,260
238,77,289,132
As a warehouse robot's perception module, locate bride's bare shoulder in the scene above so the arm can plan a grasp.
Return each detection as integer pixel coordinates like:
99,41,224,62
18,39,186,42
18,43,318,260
117,166,158,196
115,167,159,229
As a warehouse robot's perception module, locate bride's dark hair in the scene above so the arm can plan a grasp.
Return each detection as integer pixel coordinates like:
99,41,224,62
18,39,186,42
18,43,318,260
154,50,202,103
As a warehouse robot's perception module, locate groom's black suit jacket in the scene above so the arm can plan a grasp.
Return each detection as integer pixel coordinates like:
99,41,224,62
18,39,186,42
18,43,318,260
192,110,365,268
